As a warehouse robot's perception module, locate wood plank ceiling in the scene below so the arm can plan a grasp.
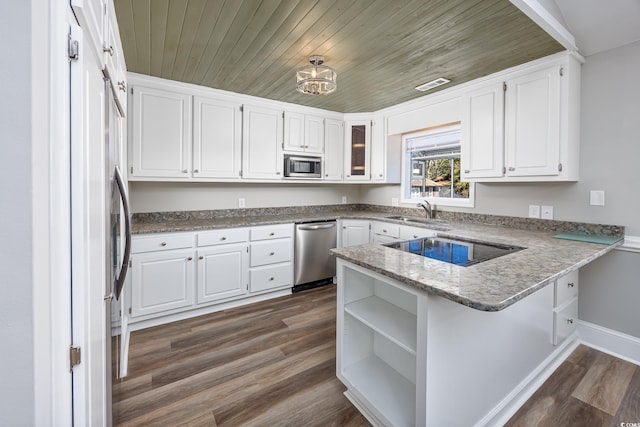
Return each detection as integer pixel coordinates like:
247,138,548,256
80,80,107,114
114,0,563,113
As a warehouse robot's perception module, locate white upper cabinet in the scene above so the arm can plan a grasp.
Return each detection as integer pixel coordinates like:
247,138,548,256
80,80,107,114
283,112,325,154
461,82,505,179
370,116,401,184
104,0,127,112
344,120,371,181
242,105,284,179
71,0,105,68
505,66,561,177
130,85,192,178
461,53,581,182
324,119,344,181
193,96,242,179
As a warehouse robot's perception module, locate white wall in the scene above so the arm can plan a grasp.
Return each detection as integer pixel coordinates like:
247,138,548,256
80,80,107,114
0,1,35,425
362,41,640,235
130,182,362,212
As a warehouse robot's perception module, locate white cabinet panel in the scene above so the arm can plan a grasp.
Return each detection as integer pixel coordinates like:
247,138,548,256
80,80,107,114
131,249,195,317
304,115,325,154
399,226,438,240
132,233,194,253
461,82,505,179
553,297,578,346
104,0,127,112
249,263,293,293
324,119,344,181
71,0,105,68
242,105,284,179
505,66,561,177
193,96,242,179
250,224,293,241
250,239,293,267
130,86,192,178
371,222,400,239
283,111,305,151
340,220,370,247
554,269,578,308
197,243,248,304
344,120,371,181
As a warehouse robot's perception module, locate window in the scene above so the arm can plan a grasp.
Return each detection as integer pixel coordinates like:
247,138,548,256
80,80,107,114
401,124,474,207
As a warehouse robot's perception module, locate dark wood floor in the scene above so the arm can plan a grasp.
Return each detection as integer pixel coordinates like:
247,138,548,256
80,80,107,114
113,285,640,426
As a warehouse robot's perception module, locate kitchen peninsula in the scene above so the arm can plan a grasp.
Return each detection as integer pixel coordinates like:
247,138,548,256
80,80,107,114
330,217,622,426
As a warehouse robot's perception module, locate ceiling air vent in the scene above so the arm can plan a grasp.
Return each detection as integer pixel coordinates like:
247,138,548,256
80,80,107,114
415,77,450,92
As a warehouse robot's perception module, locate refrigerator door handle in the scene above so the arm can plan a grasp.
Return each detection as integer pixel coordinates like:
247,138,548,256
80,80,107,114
114,165,131,300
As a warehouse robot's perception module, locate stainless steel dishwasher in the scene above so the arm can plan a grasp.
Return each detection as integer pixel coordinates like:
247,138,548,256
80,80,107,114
293,220,337,291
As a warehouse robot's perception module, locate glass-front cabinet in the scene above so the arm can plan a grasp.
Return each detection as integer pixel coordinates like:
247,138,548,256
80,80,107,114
344,120,371,181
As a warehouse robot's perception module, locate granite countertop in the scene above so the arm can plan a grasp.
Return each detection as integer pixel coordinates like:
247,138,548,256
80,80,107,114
331,221,622,312
132,205,623,312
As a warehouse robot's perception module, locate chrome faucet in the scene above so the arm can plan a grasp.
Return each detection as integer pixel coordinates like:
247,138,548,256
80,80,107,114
417,200,433,219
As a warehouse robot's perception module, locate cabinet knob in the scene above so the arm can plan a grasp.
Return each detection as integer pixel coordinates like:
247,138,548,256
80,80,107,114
567,318,574,325
567,282,575,288
193,169,199,173
182,169,188,173
103,45,114,56
382,229,387,233
221,237,227,241
118,81,126,92
464,170,470,174
378,174,383,177
187,257,193,261
325,174,329,177
413,235,418,239
269,277,274,281
199,256,203,260
276,171,281,175
269,232,275,236
508,167,516,171
269,252,275,256
160,242,167,246
347,174,351,178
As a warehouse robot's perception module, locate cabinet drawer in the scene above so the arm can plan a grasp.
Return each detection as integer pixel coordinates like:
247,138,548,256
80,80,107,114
132,233,194,253
198,228,249,246
399,226,438,240
554,270,578,307
250,263,293,293
371,222,400,238
553,297,578,346
250,223,293,241
250,239,293,267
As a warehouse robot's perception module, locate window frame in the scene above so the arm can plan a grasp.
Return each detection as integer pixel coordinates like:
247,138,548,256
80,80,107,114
400,124,475,208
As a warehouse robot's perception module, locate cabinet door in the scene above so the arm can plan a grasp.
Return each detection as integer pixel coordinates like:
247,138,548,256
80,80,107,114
304,115,325,154
71,0,105,68
324,119,344,181
461,82,505,179
130,250,195,317
242,105,284,179
130,86,192,178
344,121,371,181
197,243,248,304
103,0,127,112
193,96,242,179
283,111,305,152
370,118,386,181
340,220,370,247
505,66,561,177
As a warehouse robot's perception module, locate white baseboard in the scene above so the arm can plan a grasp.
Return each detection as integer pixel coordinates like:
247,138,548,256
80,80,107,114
577,320,640,366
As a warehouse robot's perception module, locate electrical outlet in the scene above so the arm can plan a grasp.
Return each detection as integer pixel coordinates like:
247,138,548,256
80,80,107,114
590,190,605,206
528,205,540,219
341,196,347,204
541,205,554,220
238,198,245,208
391,198,399,207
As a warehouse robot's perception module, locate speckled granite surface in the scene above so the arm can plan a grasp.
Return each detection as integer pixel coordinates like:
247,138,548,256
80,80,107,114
132,204,623,312
331,222,622,312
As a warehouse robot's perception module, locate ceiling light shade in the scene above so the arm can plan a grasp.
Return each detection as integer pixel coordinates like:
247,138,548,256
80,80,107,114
296,55,337,95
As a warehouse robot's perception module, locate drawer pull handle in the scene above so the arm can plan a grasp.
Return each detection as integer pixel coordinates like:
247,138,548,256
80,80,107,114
187,257,193,261
567,318,574,325
269,252,275,256
269,277,274,281
508,167,516,171
269,232,275,236
161,242,167,246
567,282,575,288
221,237,227,241
464,169,470,174
199,256,203,260
382,229,387,233
413,235,418,238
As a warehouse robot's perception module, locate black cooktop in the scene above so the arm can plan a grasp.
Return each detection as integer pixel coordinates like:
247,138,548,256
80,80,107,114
385,236,524,267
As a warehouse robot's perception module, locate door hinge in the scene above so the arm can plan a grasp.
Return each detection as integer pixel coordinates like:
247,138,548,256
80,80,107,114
68,35,79,61
130,166,133,174
558,163,563,172
502,166,507,175
503,82,507,92
239,105,243,112
239,170,242,177
559,67,564,77
128,307,132,315
69,346,81,371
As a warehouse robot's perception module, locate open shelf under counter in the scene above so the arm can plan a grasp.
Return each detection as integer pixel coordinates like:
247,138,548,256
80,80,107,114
343,355,416,427
345,295,417,355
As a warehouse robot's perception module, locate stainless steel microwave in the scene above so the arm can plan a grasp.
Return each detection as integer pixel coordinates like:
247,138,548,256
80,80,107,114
283,155,322,178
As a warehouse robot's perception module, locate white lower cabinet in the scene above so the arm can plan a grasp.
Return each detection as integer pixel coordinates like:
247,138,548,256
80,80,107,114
130,249,195,317
197,243,248,304
249,224,293,293
553,269,579,345
399,225,438,240
370,221,400,244
339,220,371,247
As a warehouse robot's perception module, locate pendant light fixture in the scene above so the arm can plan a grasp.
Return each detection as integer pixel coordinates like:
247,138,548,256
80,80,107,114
296,55,337,95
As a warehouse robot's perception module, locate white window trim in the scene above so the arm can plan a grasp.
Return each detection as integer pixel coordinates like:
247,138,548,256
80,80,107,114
400,125,475,208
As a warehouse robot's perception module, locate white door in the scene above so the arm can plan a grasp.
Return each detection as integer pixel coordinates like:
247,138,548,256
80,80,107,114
304,115,325,154
344,120,371,181
340,221,371,247
130,86,192,178
242,105,284,179
283,111,305,152
505,66,561,177
324,119,344,181
197,244,249,304
193,96,242,179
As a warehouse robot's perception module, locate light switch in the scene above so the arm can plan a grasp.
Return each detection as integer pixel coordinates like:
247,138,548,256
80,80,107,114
528,205,540,219
590,190,605,206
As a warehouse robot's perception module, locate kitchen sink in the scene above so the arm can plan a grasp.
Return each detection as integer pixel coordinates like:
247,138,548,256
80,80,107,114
384,215,449,226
